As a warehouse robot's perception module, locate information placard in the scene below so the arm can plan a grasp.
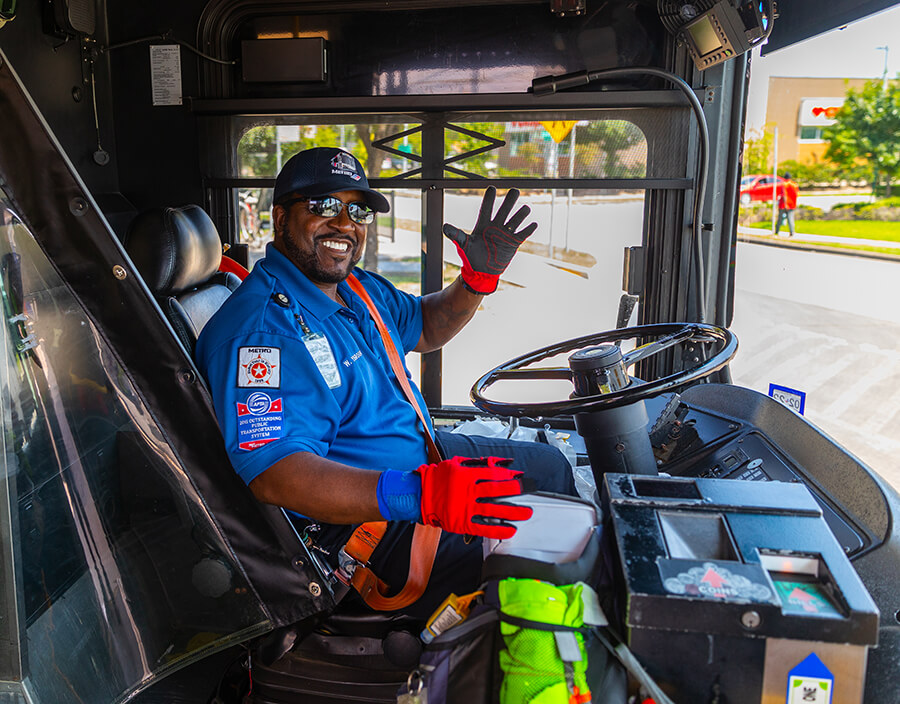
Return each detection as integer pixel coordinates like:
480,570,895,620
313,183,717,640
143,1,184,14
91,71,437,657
150,45,183,106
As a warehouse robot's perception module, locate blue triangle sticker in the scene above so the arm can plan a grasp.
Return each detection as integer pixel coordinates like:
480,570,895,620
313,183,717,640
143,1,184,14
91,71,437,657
786,652,833,703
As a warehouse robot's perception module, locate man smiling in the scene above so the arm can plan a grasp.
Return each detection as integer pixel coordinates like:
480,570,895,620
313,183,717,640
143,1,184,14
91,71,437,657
195,147,574,617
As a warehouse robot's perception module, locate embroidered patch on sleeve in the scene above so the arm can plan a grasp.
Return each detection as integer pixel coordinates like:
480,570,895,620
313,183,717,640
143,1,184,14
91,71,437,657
238,346,281,388
236,392,283,451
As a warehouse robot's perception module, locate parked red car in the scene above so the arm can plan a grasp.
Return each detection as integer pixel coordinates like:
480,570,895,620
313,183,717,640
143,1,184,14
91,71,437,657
740,175,786,205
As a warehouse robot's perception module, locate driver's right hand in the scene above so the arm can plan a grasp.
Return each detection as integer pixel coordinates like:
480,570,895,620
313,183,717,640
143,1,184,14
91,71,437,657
376,457,533,539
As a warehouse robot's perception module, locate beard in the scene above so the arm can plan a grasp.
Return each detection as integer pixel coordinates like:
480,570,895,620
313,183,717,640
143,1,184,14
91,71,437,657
279,221,362,284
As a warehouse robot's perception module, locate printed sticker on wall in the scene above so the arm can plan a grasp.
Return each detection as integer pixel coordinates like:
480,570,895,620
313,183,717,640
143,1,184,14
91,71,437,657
786,652,833,704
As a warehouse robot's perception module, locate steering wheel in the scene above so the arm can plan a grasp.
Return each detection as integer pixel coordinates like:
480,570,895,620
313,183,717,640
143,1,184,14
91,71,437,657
471,323,738,417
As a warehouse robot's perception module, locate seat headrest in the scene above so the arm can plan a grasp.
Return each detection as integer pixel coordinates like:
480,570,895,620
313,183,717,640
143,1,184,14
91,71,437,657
125,205,223,296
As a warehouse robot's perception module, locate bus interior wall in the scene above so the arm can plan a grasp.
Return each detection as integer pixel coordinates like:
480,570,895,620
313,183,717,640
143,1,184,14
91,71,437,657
1,1,672,241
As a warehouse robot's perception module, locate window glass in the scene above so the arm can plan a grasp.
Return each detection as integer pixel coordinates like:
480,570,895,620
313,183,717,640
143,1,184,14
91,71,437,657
441,186,644,406
238,122,422,180
0,196,268,702
798,126,824,141
445,120,648,179
737,25,900,492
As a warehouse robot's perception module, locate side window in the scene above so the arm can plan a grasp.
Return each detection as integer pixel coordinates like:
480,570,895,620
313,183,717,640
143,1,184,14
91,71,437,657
0,196,268,702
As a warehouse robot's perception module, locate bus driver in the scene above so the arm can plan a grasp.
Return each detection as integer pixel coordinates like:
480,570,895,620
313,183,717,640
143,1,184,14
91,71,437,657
195,147,575,617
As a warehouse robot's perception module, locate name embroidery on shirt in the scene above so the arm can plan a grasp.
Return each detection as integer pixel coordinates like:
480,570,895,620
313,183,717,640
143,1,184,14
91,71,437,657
236,392,283,451
238,346,280,388
343,350,363,368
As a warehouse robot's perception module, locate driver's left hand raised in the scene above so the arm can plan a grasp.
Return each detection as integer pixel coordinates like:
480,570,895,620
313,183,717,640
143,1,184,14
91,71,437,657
443,186,537,295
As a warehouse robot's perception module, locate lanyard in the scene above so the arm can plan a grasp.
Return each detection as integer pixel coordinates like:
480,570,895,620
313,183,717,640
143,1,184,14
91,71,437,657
339,274,442,611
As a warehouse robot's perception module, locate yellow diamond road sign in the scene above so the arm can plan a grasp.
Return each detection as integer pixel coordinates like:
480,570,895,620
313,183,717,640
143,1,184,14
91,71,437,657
540,121,577,143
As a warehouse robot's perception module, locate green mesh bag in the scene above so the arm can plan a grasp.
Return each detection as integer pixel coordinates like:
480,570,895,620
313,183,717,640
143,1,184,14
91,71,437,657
497,579,592,704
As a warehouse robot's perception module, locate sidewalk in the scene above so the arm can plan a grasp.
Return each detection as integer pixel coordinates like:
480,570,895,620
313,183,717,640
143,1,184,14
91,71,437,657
737,225,900,259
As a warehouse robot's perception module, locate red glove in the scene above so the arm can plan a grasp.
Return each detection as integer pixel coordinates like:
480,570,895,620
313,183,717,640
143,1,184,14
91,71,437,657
417,456,533,539
442,187,537,294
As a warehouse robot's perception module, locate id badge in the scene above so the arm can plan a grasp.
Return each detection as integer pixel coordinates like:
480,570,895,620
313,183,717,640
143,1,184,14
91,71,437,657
303,332,341,389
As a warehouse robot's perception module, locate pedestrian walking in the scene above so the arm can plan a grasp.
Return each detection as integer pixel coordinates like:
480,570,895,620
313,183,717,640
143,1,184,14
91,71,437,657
776,172,799,237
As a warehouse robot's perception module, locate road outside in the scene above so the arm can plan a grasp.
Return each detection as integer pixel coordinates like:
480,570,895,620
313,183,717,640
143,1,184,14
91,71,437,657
730,243,900,489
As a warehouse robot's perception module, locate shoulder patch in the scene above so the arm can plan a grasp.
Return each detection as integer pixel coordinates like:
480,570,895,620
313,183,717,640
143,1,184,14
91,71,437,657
239,346,281,388
236,392,283,451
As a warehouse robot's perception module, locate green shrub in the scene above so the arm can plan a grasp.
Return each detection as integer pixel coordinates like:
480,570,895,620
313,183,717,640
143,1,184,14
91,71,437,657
737,203,771,226
856,197,900,221
796,204,824,219
823,197,900,221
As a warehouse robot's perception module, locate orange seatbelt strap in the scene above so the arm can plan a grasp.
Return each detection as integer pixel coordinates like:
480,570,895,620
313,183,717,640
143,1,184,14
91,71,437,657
339,274,442,611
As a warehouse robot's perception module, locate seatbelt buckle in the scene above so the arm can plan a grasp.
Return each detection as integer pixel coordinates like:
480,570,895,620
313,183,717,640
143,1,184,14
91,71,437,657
334,547,363,586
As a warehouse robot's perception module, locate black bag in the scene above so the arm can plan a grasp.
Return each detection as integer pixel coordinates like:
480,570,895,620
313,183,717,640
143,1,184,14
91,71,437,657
397,606,500,704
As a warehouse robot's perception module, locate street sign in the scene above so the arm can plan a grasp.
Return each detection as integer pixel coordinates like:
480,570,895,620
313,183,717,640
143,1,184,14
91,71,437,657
540,121,577,143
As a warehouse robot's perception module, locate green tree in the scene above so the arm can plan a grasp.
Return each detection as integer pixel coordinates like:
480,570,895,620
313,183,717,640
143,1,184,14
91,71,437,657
824,79,900,197
356,124,394,270
577,120,645,178
237,125,278,177
742,126,774,176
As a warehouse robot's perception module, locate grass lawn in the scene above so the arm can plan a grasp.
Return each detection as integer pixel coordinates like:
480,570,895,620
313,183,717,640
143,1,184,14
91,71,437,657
749,219,900,241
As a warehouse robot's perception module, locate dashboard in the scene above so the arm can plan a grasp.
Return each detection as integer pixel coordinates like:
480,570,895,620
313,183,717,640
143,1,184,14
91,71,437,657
628,384,888,559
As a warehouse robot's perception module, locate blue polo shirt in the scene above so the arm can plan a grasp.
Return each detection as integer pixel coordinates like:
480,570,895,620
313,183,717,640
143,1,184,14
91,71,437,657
195,245,432,486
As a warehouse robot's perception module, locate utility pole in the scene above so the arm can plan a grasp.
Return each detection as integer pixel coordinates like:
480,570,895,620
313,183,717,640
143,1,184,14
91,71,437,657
876,45,889,91
771,126,778,233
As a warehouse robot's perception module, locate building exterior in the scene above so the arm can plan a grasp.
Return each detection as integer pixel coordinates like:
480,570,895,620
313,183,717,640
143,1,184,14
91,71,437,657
765,76,870,165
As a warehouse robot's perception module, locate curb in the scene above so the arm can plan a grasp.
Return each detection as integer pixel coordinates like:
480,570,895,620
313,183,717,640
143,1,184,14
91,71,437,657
737,234,900,263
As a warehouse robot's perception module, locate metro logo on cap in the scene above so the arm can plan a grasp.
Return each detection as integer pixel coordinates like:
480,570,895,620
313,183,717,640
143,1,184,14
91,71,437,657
331,151,362,181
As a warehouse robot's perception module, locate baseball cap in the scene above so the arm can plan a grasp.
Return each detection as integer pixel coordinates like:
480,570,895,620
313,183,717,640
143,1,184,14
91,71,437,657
273,147,390,213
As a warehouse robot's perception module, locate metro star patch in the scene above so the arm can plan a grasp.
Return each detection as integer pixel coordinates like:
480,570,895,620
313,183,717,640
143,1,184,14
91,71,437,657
237,392,283,451
239,346,281,388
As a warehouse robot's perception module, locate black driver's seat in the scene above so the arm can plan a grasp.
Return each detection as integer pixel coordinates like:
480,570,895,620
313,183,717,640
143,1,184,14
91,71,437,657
123,204,241,354
123,205,423,699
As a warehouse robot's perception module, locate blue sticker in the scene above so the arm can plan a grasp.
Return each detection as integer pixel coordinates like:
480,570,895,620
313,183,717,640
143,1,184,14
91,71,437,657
768,383,806,415
786,652,833,703
236,391,283,451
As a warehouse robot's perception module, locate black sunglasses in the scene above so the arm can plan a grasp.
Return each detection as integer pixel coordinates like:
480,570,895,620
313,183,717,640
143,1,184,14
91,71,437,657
280,196,375,225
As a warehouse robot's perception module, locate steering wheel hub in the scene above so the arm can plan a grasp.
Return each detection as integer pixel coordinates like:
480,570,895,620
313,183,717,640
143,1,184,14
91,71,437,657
569,345,631,396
